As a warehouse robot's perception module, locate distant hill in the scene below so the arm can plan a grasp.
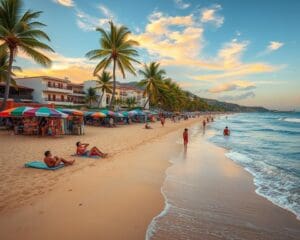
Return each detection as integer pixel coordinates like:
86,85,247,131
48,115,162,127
120,81,269,112
201,98,269,112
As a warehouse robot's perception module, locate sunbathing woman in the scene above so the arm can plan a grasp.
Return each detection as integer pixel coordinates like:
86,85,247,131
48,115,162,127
44,150,75,168
76,141,108,158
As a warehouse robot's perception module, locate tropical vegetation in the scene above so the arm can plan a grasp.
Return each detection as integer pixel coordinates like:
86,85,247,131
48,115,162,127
86,21,140,109
93,71,113,107
0,0,54,110
85,87,97,108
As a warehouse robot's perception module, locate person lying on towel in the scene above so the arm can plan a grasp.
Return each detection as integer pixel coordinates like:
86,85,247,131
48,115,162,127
76,141,108,158
44,150,75,168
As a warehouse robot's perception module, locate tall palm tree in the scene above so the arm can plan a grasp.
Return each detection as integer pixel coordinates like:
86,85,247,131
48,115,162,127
86,21,140,109
0,0,54,110
94,71,113,108
138,62,167,109
85,87,97,108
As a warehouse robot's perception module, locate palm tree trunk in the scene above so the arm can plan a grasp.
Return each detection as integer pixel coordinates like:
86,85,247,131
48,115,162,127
97,92,104,108
109,59,116,110
144,95,150,109
0,48,14,111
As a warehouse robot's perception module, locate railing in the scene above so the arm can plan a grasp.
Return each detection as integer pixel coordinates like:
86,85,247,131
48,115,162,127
73,91,85,94
44,98,73,103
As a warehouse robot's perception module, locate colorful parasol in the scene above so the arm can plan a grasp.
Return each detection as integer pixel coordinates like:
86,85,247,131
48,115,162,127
128,109,145,116
57,108,84,116
85,111,106,118
24,107,68,118
100,109,116,117
0,106,34,117
114,112,124,118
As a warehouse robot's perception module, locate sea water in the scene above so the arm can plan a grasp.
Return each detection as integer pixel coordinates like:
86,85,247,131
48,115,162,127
146,112,300,240
210,112,300,220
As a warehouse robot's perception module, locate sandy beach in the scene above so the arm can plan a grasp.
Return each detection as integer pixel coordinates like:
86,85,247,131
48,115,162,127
0,116,299,240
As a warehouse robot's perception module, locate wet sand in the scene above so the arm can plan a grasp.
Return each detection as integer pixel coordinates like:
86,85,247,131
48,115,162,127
0,116,299,240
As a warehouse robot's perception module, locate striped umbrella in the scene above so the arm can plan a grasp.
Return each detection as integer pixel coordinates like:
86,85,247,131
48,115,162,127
57,108,83,116
0,106,34,117
85,111,106,118
24,107,68,118
129,109,145,116
100,109,116,117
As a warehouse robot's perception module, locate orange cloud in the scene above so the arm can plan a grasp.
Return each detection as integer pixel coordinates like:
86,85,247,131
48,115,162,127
209,80,255,93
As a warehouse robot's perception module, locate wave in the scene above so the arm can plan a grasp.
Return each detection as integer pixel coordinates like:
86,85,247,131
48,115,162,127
280,118,300,123
225,151,300,220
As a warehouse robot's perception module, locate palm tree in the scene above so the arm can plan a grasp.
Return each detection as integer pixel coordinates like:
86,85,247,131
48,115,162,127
94,71,113,108
85,87,97,108
138,62,167,109
125,97,137,109
0,0,53,110
86,21,140,109
0,53,21,87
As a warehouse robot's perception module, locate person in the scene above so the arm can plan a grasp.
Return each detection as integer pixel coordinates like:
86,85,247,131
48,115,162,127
160,116,165,127
109,117,115,128
223,126,230,136
76,141,108,158
145,122,152,129
183,128,188,147
44,150,75,168
202,119,206,128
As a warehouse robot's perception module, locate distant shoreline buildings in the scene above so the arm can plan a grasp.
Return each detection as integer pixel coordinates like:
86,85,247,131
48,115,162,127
0,76,149,109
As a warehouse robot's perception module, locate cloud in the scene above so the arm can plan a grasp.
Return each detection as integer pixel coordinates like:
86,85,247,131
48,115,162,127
219,91,255,101
268,41,284,51
209,81,256,93
174,0,191,9
53,0,74,7
200,4,224,27
16,50,97,82
98,4,116,19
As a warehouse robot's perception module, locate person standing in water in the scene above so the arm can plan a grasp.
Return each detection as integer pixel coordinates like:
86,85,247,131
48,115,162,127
183,128,188,148
223,126,230,136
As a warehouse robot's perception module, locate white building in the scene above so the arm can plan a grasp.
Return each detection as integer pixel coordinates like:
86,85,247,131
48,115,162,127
16,76,85,106
83,80,149,109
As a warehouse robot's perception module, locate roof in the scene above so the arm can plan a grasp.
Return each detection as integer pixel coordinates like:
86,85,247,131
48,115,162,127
15,76,71,83
0,82,34,91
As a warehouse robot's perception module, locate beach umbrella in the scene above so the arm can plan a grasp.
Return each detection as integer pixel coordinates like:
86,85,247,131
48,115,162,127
114,112,124,118
0,106,34,117
24,107,68,118
121,111,128,117
57,108,83,116
87,111,106,118
100,109,116,117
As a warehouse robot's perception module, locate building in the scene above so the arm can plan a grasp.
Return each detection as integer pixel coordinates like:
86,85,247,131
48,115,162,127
83,81,149,109
0,83,33,103
68,83,86,106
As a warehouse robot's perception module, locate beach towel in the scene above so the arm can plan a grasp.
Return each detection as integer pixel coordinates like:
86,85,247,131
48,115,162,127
24,161,64,170
71,154,101,159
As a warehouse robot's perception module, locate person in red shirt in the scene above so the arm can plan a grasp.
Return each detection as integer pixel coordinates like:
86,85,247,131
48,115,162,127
183,128,188,147
223,126,230,136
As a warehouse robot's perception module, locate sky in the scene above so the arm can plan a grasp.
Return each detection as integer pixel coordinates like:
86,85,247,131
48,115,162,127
16,0,300,110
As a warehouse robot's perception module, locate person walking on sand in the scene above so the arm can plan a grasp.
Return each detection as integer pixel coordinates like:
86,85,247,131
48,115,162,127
160,116,165,127
183,128,188,147
44,150,75,168
202,119,206,129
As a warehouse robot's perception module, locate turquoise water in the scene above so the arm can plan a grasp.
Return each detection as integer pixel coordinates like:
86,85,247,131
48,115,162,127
210,112,300,220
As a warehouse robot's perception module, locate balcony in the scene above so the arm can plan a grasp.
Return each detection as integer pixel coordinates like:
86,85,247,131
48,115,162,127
44,86,73,94
44,98,73,106
71,90,86,97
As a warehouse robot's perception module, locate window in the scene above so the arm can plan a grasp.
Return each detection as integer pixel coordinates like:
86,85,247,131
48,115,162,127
53,95,56,101
48,82,51,87
48,94,51,100
61,95,64,101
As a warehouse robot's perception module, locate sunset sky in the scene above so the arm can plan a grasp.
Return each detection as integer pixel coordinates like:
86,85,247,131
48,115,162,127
16,0,300,110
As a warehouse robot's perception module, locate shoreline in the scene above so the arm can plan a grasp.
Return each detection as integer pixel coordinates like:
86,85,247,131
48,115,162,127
0,114,299,239
147,124,300,239
0,116,204,240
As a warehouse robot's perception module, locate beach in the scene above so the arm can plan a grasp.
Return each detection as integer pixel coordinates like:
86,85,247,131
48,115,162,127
0,115,300,240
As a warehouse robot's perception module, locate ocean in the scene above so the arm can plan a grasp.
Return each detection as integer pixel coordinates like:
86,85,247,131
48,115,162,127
146,112,300,240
